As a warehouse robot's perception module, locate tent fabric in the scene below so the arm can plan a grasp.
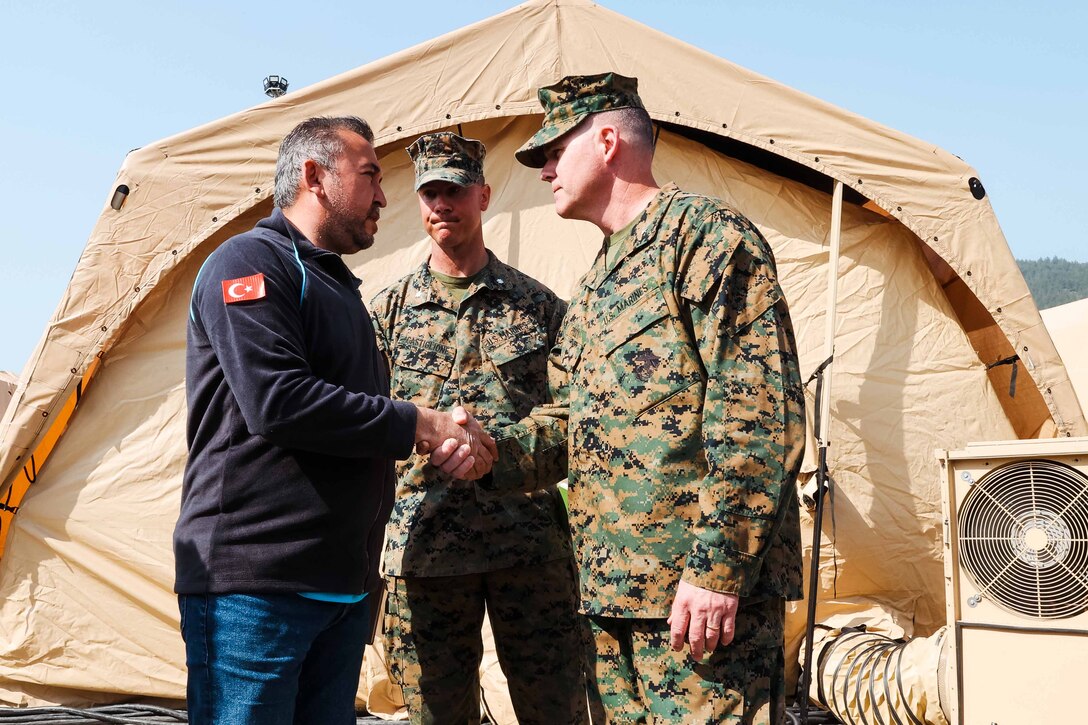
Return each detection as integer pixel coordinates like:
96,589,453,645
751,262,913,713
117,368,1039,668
1041,297,1088,415
0,373,14,421
0,0,1083,707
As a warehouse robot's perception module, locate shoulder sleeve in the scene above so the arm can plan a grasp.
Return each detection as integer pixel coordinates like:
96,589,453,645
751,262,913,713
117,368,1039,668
545,292,568,348
191,234,416,459
676,209,805,596
368,284,399,376
678,208,781,339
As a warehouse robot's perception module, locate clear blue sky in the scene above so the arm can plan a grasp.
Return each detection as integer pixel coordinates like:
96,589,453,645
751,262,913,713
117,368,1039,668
2,0,1085,373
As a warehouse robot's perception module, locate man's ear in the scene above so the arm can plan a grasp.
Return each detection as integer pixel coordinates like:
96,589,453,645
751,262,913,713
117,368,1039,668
598,124,620,164
303,159,328,199
479,183,492,212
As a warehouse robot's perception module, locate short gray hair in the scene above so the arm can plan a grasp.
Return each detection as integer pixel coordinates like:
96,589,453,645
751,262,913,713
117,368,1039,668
274,116,375,208
608,107,655,154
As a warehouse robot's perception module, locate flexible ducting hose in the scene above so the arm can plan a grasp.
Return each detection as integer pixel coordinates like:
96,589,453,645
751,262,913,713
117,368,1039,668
806,626,949,725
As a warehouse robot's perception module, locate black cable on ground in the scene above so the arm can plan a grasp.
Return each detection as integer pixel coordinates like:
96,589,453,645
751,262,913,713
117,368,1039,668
0,707,390,724
0,705,186,724
785,702,842,724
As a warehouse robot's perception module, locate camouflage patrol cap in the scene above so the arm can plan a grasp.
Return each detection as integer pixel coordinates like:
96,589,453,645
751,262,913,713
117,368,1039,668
407,132,486,190
515,72,644,168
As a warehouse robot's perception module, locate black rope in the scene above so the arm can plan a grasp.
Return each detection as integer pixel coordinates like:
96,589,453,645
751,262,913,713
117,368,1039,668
0,483,17,514
21,454,37,485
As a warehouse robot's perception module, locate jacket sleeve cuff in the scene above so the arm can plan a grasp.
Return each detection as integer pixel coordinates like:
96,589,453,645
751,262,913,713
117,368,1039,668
476,420,567,497
386,400,419,460
681,539,763,597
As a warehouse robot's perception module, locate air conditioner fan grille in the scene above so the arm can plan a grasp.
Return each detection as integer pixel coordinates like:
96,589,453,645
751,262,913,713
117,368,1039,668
958,458,1088,619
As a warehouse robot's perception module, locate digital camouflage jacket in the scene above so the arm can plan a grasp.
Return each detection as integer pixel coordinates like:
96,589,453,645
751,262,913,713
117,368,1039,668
370,251,572,577
482,184,805,618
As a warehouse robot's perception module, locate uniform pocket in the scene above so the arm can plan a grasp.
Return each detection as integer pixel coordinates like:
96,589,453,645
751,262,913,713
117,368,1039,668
486,325,547,367
484,324,549,418
603,285,701,418
391,337,455,407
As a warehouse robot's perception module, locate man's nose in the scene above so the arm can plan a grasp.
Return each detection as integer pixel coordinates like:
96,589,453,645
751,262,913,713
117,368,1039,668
374,181,387,208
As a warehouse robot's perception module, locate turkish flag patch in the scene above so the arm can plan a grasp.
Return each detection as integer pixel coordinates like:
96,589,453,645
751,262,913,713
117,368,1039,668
221,274,266,303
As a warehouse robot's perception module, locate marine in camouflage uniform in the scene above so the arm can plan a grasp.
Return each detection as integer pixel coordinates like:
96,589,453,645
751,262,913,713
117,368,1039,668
478,73,806,723
370,132,588,725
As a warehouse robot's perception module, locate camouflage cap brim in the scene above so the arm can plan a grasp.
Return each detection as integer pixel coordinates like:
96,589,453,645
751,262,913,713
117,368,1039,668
414,167,479,191
514,113,588,168
516,71,645,168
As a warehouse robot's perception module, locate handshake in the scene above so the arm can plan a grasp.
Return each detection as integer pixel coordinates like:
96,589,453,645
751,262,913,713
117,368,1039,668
414,405,498,480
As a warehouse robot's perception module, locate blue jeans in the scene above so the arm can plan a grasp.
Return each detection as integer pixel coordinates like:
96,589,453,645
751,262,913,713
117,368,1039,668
179,593,370,725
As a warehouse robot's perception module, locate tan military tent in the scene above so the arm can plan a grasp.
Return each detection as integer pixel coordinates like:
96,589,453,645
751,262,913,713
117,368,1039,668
0,373,15,422
0,0,1082,709
1041,298,1088,415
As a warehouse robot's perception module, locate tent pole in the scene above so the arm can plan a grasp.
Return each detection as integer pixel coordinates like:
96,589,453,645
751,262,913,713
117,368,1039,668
819,181,842,446
798,180,842,723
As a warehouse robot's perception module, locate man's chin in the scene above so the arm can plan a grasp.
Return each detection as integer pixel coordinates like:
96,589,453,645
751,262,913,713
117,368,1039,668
340,232,375,255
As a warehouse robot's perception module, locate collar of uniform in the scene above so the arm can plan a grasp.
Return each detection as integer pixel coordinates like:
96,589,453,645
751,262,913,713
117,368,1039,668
582,183,682,291
471,250,515,294
262,208,363,290
407,249,512,309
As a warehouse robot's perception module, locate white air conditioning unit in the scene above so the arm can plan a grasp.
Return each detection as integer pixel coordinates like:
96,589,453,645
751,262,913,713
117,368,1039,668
939,437,1088,725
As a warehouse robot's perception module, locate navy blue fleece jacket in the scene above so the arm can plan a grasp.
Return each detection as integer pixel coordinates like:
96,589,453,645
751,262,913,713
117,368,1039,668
174,208,417,595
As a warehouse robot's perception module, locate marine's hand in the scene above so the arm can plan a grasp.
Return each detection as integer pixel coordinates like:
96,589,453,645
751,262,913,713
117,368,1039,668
450,406,497,480
666,580,738,660
414,406,495,479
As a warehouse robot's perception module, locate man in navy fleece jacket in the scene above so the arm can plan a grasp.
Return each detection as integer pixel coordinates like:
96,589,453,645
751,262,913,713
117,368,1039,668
175,116,496,725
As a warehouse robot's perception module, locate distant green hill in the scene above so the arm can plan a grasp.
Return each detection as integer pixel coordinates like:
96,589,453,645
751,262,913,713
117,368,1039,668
1017,257,1088,310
